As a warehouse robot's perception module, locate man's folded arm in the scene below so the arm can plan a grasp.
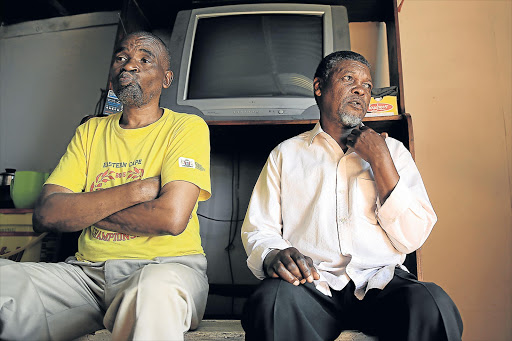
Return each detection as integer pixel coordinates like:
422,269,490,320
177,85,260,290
33,177,160,233
95,180,200,236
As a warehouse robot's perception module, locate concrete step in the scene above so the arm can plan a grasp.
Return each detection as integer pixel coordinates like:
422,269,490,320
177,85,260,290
74,320,377,341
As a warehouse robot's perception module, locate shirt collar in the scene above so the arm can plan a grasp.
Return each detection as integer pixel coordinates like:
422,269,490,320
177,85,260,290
308,121,364,155
308,122,324,146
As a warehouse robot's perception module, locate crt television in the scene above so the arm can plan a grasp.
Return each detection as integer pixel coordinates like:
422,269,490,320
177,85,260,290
159,3,350,122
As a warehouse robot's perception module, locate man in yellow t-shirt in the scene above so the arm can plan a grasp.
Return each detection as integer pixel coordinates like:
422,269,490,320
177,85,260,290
0,32,211,341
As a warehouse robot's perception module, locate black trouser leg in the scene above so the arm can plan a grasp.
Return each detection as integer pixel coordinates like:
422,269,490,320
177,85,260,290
242,278,343,341
357,269,463,341
243,269,463,341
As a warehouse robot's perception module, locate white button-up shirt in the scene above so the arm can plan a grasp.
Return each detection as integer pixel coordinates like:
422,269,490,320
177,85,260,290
241,123,437,299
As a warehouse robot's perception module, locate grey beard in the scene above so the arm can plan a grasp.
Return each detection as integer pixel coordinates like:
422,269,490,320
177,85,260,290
339,112,362,128
116,83,144,107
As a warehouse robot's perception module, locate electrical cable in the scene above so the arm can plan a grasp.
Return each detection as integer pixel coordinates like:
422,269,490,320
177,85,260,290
94,89,107,117
228,155,241,248
197,213,243,222
226,152,236,314
224,151,241,316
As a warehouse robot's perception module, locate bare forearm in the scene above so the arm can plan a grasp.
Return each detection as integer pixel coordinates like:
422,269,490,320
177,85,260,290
94,180,200,236
94,201,188,236
33,181,156,233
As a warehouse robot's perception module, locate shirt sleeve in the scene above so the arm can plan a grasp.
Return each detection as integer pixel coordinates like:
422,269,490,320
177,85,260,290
375,139,437,253
241,148,292,279
45,125,87,193
161,116,211,201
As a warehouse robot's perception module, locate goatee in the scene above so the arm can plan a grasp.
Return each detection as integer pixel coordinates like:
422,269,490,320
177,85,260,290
115,83,144,107
339,112,362,128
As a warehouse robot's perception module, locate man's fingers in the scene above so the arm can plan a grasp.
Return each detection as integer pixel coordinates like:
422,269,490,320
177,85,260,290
266,248,319,285
272,261,301,286
292,254,315,283
381,132,389,139
281,255,305,282
266,267,280,279
306,257,321,280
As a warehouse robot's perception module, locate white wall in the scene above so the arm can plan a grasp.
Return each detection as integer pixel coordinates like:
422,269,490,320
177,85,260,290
0,13,118,173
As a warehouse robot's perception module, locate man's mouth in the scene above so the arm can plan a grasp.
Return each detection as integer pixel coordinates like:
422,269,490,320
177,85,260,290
118,72,135,86
348,99,364,109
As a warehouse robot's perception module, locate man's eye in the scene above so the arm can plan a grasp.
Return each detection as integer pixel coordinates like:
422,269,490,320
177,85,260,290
342,75,352,82
116,56,126,62
364,83,373,89
141,58,150,63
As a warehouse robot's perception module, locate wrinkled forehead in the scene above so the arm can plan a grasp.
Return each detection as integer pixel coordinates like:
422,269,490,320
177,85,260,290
116,35,165,57
333,60,372,79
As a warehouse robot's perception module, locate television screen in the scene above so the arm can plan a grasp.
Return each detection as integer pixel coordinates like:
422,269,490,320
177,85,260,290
188,14,323,100
162,4,350,122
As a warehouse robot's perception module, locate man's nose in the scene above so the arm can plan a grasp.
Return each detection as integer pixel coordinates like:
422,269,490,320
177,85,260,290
352,84,366,96
122,58,139,72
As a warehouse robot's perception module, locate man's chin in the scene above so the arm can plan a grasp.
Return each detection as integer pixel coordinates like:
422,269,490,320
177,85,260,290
116,87,144,107
339,113,362,128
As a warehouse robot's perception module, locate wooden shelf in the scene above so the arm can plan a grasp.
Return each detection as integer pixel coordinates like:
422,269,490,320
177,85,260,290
209,114,413,155
0,208,34,214
206,119,318,126
206,115,402,126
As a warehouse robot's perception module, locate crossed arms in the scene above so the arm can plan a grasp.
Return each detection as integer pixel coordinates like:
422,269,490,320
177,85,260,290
33,178,200,237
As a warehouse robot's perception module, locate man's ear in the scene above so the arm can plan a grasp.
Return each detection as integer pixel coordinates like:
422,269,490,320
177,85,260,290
163,71,173,89
313,77,322,97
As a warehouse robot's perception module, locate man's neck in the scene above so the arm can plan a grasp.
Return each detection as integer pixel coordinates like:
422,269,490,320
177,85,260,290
320,118,356,153
119,103,163,129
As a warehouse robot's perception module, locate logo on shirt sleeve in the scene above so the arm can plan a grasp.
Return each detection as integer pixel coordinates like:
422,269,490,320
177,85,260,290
179,157,196,169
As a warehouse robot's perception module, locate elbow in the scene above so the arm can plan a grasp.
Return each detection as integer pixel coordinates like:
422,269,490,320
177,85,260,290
392,241,421,255
390,223,435,254
32,222,47,234
32,210,53,233
158,217,189,236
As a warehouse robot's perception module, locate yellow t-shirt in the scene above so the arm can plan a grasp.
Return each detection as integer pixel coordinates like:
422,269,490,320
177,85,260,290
46,109,211,262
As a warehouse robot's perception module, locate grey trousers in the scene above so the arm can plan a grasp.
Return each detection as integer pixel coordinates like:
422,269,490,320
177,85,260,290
0,254,209,341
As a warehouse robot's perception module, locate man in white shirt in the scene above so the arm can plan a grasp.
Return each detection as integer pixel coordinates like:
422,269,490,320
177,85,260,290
241,51,462,341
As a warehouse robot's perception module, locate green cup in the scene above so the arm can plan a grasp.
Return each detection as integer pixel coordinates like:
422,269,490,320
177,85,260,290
10,171,47,209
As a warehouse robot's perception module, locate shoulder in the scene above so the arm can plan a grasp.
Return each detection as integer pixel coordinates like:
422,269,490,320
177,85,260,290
270,130,310,159
385,136,414,162
162,109,209,137
161,109,209,143
163,108,208,128
76,114,117,134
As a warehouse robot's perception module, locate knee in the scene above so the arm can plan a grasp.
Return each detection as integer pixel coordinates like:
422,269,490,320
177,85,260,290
135,270,190,304
244,278,299,315
397,282,462,333
404,282,457,316
242,279,313,329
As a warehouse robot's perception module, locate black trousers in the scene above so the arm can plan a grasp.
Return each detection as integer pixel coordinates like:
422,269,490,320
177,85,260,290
242,269,462,341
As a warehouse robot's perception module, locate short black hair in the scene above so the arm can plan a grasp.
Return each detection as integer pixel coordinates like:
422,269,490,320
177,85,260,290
314,50,371,84
117,31,171,71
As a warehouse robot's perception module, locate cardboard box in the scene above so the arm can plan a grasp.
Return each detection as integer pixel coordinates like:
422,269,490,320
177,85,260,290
366,95,399,117
0,213,43,262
